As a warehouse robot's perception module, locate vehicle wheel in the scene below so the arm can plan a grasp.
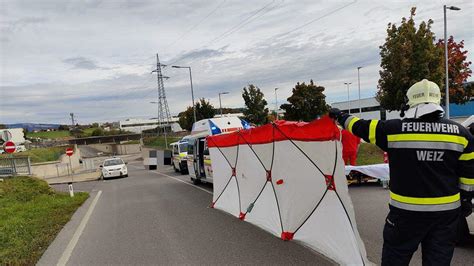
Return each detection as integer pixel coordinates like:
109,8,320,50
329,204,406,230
124,174,128,177
180,164,187,175
191,177,201,185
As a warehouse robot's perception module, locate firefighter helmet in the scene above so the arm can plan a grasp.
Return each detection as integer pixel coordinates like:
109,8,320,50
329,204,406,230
406,79,441,108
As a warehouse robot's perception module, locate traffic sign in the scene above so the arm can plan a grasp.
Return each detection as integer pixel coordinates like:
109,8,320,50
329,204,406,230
4,141,16,154
1,130,12,141
66,148,74,157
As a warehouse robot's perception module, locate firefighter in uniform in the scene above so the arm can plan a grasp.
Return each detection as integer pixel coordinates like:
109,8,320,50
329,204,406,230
329,79,474,265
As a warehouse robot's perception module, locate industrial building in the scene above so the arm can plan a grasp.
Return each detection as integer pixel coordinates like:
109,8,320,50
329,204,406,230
119,117,183,133
331,96,473,123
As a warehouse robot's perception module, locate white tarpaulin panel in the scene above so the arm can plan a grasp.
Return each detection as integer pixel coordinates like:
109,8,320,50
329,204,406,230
345,163,390,181
208,117,369,265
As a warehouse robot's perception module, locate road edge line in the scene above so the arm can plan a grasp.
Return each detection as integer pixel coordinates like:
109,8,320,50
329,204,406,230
57,190,102,266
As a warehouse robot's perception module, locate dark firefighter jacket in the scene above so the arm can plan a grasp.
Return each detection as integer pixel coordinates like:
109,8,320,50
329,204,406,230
338,114,474,212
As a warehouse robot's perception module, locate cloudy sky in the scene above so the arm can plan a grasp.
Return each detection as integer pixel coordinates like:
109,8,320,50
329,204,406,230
1,0,473,124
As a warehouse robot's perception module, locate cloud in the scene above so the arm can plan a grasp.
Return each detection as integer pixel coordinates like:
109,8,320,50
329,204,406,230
0,0,473,124
62,57,107,70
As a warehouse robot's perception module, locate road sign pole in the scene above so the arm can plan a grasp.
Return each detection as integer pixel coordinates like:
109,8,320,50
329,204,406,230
68,155,74,183
66,147,74,188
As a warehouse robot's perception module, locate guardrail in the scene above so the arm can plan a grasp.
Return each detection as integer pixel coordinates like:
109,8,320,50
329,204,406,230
0,157,32,177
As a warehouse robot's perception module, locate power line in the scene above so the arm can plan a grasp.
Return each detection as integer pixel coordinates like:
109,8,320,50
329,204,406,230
163,0,227,51
205,0,276,45
166,0,277,67
272,0,357,39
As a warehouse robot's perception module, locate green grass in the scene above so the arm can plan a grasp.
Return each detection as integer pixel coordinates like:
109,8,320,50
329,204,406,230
143,136,181,150
0,146,70,163
356,143,385,165
82,127,98,136
0,176,88,265
27,130,70,139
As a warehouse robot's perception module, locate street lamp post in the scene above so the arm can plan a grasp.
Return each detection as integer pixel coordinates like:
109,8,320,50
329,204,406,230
172,65,197,123
357,67,363,116
218,92,229,116
150,101,168,148
344,82,352,114
443,5,461,119
274,88,279,120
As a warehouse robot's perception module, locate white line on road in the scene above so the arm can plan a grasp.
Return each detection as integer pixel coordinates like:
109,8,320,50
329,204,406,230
152,170,213,195
127,164,212,195
57,190,102,266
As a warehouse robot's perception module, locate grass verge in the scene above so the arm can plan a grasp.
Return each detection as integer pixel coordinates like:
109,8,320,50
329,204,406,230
356,142,385,165
0,146,71,163
143,136,181,150
0,176,88,265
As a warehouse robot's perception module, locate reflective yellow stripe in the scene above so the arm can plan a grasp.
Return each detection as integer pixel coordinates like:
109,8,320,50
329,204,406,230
369,120,378,144
387,134,468,147
390,191,460,205
347,117,360,134
460,177,474,185
460,152,474,161
204,159,212,165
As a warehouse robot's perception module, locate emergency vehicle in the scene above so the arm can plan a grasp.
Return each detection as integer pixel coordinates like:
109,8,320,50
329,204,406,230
170,137,190,174
186,117,250,184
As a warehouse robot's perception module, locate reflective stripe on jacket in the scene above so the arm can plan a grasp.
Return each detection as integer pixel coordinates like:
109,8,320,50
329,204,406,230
340,114,474,212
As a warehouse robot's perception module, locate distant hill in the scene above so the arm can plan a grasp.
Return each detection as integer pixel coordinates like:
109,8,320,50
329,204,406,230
6,123,61,131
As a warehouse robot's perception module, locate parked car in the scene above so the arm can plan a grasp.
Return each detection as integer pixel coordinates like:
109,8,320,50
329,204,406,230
100,157,128,179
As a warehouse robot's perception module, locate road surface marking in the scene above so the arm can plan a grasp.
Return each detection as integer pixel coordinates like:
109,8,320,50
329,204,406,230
153,170,213,195
127,164,212,195
57,190,102,266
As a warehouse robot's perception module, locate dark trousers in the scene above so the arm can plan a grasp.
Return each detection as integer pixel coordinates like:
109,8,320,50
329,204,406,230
382,206,460,266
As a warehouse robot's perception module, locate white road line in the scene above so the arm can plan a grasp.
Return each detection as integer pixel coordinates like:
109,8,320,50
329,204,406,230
154,170,213,195
127,164,213,195
57,190,102,266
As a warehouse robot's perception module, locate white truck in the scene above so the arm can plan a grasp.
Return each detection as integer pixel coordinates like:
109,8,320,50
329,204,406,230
186,117,250,184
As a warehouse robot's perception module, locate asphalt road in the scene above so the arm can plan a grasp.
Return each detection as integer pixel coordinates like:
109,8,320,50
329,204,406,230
40,161,474,265
39,162,334,265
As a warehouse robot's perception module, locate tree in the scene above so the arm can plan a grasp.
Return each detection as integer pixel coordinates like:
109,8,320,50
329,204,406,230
58,124,69,131
0,124,6,129
242,84,269,125
377,7,444,110
280,80,328,122
178,98,216,131
91,128,104,136
436,37,472,104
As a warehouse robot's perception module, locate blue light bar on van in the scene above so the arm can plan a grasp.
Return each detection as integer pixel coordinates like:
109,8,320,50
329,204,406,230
209,120,222,135
241,119,251,129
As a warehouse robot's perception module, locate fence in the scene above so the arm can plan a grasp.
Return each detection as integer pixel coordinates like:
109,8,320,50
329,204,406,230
0,156,32,177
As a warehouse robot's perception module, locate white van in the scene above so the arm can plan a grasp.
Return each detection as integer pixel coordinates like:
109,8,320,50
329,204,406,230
170,138,189,174
186,117,250,184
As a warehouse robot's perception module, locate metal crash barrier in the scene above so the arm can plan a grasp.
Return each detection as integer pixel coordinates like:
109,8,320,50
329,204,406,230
0,157,32,177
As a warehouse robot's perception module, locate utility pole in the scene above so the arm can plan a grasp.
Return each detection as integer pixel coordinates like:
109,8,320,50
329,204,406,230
274,88,279,120
218,92,229,116
443,5,461,119
357,67,362,116
344,82,352,114
151,53,171,148
70,113,75,127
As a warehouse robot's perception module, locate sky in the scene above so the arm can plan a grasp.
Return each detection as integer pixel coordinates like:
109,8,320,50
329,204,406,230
0,0,473,124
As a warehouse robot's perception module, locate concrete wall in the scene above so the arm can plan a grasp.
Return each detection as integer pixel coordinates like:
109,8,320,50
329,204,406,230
31,145,82,179
89,143,141,155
